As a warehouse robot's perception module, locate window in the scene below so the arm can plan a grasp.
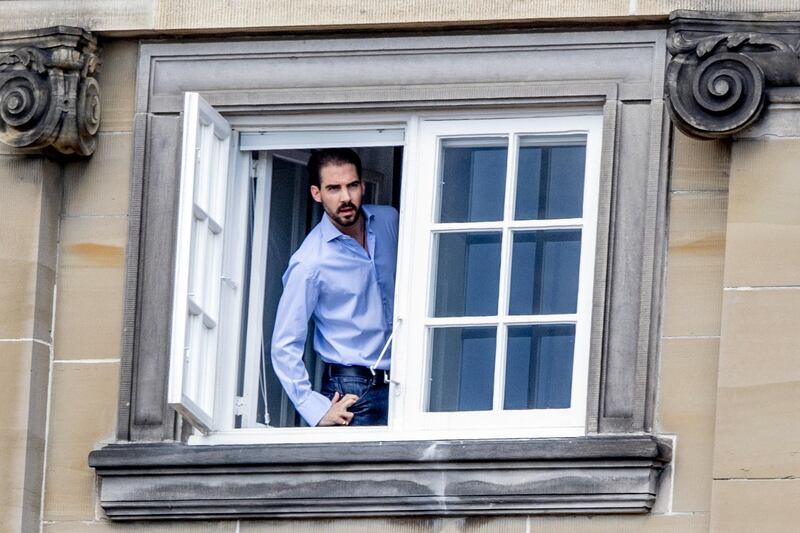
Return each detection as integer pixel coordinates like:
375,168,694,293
169,95,410,438
397,116,602,439
168,93,604,442
92,31,671,519
168,93,239,433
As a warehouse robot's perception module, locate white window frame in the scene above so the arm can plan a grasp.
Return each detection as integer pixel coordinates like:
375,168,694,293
393,115,603,439
174,103,604,445
168,93,248,433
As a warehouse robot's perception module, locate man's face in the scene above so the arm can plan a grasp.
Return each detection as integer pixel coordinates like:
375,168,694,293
310,162,364,229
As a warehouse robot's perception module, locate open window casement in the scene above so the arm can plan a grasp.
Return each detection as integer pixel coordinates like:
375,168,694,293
168,92,248,433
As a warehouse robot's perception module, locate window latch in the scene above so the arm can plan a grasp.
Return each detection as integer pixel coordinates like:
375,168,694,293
234,396,246,417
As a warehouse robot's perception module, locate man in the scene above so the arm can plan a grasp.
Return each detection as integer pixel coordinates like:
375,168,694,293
271,148,398,427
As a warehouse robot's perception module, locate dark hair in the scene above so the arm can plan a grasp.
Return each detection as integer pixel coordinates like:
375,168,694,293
307,148,363,188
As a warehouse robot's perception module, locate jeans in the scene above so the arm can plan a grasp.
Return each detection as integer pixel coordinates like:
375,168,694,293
320,375,389,426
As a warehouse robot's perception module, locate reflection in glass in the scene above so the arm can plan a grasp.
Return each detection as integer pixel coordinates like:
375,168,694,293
509,230,581,315
428,327,496,412
439,140,507,223
515,143,586,220
434,232,501,317
504,324,575,409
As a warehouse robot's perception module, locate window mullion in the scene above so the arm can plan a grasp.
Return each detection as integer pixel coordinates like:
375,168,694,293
507,218,583,230
424,314,579,327
503,313,579,325
492,133,519,411
430,221,504,232
492,235,510,411
424,316,500,327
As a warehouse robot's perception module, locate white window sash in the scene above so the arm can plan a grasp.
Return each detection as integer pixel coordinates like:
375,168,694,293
395,114,604,436
168,92,239,434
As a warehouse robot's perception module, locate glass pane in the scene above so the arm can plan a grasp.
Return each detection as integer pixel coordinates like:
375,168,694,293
433,232,501,317
439,139,507,223
509,230,581,315
515,143,586,220
428,327,496,412
504,324,575,409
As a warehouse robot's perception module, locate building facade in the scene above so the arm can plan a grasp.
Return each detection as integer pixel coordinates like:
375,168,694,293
2,2,800,532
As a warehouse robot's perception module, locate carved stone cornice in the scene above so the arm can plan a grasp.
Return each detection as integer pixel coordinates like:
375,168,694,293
667,11,800,139
0,26,99,156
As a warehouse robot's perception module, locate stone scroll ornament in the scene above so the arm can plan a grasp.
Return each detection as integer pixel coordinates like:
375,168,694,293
0,42,100,156
666,32,800,139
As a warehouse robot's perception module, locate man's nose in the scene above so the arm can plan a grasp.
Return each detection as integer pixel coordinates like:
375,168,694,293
340,187,351,202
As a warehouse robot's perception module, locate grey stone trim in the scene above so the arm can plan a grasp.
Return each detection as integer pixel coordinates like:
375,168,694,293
127,113,182,442
667,10,800,139
90,435,671,519
0,26,100,156
119,29,668,442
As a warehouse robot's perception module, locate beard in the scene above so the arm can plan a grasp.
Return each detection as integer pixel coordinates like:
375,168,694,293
327,202,360,228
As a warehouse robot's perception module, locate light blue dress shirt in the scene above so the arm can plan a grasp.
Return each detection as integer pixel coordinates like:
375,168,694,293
270,204,399,426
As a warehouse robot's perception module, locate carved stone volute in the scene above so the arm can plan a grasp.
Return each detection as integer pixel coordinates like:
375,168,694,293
0,27,99,156
667,11,800,139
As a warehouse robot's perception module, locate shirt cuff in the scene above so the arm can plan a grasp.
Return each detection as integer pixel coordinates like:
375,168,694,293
296,391,333,427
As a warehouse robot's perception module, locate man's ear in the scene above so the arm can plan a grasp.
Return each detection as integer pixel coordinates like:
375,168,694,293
310,185,322,203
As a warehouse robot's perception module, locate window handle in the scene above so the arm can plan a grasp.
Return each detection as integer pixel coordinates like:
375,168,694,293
221,275,238,289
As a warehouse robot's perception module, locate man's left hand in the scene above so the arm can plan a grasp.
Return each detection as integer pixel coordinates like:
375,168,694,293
317,392,359,426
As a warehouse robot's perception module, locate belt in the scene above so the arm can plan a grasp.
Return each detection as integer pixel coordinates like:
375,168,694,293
325,363,389,385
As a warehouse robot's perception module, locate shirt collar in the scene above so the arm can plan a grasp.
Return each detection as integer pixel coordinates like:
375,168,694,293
320,205,374,243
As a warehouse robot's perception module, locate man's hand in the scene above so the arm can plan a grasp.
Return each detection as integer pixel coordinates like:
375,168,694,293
317,392,359,426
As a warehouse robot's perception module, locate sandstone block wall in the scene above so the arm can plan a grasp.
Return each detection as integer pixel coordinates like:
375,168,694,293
32,41,734,532
0,1,797,34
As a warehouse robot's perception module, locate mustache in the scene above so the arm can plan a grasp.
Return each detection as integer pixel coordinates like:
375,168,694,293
337,203,357,213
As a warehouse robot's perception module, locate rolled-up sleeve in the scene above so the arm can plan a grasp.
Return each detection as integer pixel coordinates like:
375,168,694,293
270,259,331,426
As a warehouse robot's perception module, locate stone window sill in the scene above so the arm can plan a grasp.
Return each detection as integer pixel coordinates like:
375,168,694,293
89,434,671,520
